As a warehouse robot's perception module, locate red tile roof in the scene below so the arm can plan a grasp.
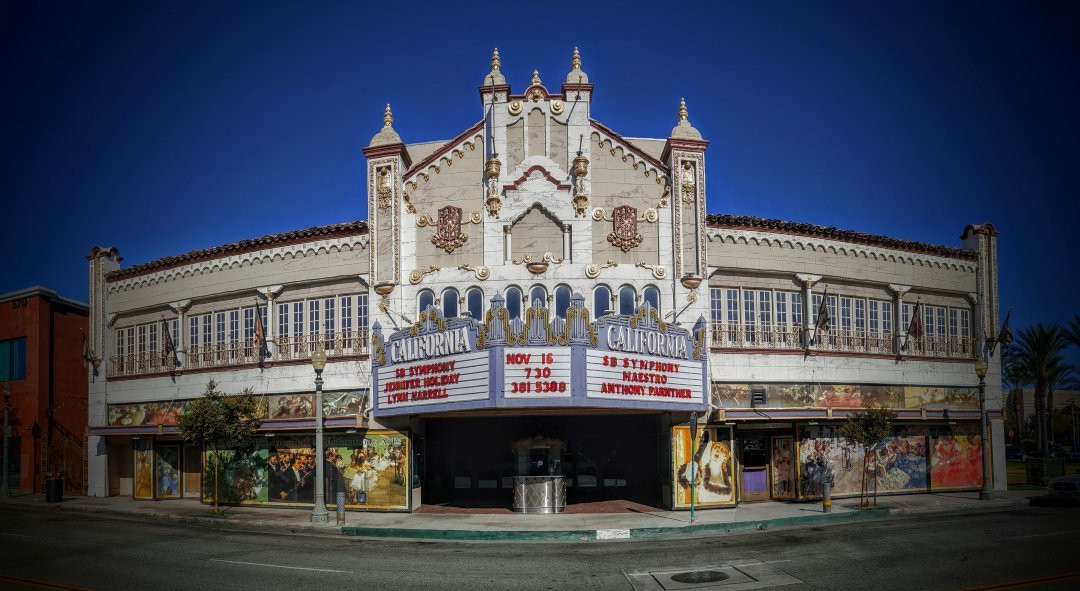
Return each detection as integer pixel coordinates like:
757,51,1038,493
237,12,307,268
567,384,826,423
105,220,368,282
706,214,978,260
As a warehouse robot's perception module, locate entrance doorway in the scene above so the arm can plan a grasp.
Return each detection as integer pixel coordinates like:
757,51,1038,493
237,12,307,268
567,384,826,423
739,435,770,502
421,414,662,510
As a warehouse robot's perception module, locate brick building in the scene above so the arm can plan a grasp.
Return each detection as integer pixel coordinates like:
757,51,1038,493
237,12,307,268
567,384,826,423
0,286,89,494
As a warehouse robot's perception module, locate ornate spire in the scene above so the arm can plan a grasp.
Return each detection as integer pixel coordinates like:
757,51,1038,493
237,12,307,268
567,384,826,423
491,48,501,71
369,102,402,147
565,46,589,84
670,97,702,140
531,69,541,85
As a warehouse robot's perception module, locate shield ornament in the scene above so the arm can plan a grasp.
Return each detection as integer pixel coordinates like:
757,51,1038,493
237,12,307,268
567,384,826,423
432,205,468,253
608,205,643,252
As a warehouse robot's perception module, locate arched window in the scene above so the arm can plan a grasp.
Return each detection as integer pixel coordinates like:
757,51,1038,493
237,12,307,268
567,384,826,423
466,288,484,320
529,285,547,309
506,287,522,320
442,288,459,318
593,286,611,317
619,285,636,315
554,285,571,319
643,285,660,313
418,289,435,316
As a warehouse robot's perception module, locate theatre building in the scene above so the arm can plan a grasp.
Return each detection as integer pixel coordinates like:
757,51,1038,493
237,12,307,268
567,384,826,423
85,50,1006,512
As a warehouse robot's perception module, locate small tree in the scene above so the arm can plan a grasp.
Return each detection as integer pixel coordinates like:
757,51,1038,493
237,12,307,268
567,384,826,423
177,380,262,515
838,402,896,508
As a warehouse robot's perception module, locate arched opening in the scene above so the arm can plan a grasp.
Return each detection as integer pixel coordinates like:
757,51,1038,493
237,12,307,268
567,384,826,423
554,285,571,319
506,287,523,320
442,288,459,318
466,288,484,320
643,285,660,313
418,289,435,315
593,286,611,317
619,285,636,315
530,285,548,309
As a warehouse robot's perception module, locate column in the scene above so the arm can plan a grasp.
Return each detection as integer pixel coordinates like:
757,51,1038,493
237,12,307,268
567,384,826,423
795,274,820,349
169,300,191,367
888,284,910,354
562,224,571,263
261,285,284,358
504,225,513,264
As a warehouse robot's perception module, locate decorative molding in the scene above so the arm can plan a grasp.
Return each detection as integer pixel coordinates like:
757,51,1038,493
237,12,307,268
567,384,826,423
635,261,668,280
503,165,571,192
107,235,368,293
591,206,658,224
584,260,617,279
888,284,912,297
458,263,490,281
168,300,191,314
707,228,978,272
408,266,439,285
512,252,563,275
796,274,822,288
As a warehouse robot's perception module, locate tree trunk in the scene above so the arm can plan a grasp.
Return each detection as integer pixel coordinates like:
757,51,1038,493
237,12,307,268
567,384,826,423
1047,386,1055,448
872,448,879,508
213,446,220,516
860,452,868,508
1035,382,1046,456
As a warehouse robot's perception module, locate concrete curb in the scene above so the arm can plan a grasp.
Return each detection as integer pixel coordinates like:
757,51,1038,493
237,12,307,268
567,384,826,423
340,507,892,542
6,494,1033,543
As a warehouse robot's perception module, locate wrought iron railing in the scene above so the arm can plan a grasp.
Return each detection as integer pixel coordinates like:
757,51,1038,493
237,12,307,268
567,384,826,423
709,322,973,359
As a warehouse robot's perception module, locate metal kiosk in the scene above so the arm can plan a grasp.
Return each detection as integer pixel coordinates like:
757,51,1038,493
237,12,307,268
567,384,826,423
511,437,566,514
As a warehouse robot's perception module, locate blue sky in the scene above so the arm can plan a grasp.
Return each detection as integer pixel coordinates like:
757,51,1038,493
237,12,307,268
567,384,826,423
2,1,1077,345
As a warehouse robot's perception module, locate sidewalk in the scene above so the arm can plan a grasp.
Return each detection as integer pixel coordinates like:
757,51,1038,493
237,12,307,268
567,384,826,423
0,490,1033,542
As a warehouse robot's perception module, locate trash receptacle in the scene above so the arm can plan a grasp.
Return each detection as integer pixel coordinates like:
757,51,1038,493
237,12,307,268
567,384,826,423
45,478,63,503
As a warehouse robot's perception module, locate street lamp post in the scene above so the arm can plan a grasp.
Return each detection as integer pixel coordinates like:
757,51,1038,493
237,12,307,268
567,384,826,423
975,358,993,500
310,344,329,524
2,384,10,501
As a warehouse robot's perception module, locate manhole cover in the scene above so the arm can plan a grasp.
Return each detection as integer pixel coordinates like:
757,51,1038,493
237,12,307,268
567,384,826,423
670,571,731,584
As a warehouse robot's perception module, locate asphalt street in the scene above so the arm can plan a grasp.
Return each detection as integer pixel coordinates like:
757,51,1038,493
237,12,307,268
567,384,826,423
0,505,1076,590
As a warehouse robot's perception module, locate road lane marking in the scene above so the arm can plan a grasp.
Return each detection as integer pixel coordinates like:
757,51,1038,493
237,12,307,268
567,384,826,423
0,574,92,591
209,558,350,573
1011,528,1080,540
957,571,1080,590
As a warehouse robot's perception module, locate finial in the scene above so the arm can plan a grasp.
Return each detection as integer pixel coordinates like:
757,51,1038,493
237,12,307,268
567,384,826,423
383,103,393,127
571,47,581,70
678,98,688,122
491,48,501,71
532,70,541,85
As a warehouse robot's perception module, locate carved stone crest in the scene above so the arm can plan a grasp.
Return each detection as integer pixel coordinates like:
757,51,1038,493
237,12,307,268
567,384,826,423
376,166,393,210
432,205,468,253
608,205,643,252
680,160,696,204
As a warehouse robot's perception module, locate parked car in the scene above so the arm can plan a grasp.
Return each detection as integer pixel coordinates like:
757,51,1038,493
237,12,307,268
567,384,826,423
1047,473,1080,503
1005,444,1023,460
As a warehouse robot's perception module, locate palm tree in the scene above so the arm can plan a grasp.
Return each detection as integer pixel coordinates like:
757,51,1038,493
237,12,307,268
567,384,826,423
1015,324,1068,457
1000,345,1031,442
1046,360,1075,447
1067,314,1080,350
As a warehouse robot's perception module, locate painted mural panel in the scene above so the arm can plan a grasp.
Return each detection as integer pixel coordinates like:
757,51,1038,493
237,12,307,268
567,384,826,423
798,425,864,499
267,438,316,503
712,383,974,410
109,402,183,426
326,432,409,510
871,434,928,493
930,428,983,490
672,425,735,508
323,391,369,417
203,442,269,505
770,436,795,499
266,394,315,420
155,444,181,499
133,439,154,499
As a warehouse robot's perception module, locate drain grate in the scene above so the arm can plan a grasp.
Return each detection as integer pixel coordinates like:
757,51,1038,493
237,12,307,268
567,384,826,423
670,570,731,584
625,561,802,590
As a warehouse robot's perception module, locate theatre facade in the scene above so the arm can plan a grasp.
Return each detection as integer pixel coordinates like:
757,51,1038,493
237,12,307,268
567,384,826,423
85,50,1006,512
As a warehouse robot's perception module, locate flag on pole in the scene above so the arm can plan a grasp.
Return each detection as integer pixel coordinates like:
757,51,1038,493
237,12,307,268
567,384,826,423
161,317,178,369
253,301,268,366
995,308,1013,353
903,301,923,351
812,289,829,345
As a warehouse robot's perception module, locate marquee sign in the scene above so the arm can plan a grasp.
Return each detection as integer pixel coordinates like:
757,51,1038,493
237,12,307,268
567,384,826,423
371,293,708,416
